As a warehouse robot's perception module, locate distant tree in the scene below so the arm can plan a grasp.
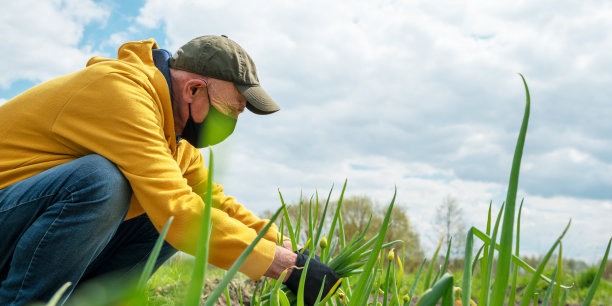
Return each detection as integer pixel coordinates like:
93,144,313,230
339,195,424,270
339,195,382,240
433,194,466,258
564,258,589,275
379,203,424,269
261,193,325,242
263,193,424,270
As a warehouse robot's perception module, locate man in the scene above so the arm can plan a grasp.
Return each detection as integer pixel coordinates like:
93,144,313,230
0,35,338,305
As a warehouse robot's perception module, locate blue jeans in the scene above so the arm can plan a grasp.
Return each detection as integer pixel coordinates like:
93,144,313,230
0,155,177,305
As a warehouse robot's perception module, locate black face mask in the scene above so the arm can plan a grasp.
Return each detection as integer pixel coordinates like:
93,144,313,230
181,105,203,147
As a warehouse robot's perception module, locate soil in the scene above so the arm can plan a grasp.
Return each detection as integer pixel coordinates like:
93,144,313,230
200,277,257,306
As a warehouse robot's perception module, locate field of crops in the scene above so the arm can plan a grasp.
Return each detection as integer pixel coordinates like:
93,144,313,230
52,77,611,306
143,254,612,305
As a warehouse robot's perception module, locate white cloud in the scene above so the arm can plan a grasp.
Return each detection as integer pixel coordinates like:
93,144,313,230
210,144,610,261
104,32,130,49
0,0,109,88
522,147,612,199
519,195,612,263
134,0,612,259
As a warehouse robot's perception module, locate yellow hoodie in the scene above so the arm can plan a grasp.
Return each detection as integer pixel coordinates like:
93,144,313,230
0,39,277,280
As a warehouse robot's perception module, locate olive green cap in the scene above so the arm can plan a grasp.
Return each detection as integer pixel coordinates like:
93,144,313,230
169,35,280,115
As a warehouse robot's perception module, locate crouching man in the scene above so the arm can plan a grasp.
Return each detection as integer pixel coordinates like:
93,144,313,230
0,35,338,305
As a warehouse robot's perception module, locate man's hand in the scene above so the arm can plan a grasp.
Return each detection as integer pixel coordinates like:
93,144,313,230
263,246,297,282
263,243,340,305
281,239,321,260
282,251,341,306
282,239,294,251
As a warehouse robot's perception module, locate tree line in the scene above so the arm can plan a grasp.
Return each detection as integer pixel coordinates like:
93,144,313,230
263,194,467,271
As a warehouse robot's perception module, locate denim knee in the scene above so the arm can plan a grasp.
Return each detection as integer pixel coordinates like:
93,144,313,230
66,154,132,223
0,155,135,305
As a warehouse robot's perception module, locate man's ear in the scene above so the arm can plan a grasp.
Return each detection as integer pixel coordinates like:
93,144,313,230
182,78,208,104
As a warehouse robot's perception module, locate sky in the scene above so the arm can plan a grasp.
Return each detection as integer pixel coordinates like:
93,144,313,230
1,0,611,263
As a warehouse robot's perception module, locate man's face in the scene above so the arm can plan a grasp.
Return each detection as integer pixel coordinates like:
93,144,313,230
172,77,246,146
171,69,248,139
193,78,247,122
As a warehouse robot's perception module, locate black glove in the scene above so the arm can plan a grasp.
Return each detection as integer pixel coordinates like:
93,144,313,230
297,247,321,261
283,251,341,306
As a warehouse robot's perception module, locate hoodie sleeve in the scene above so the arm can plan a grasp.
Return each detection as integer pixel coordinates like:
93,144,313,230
178,142,281,244
50,70,276,280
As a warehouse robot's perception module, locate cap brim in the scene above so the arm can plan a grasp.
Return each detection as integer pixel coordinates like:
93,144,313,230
236,84,280,115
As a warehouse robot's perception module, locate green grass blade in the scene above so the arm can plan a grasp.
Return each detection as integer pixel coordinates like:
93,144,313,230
238,283,244,306
296,190,303,245
46,282,72,306
251,279,262,305
314,185,334,251
279,290,290,306
308,196,315,252
203,206,284,306
314,189,320,230
343,276,352,298
279,213,285,245
471,244,484,274
351,240,403,263
321,278,343,304
519,220,571,306
552,241,563,306
278,190,297,251
391,262,401,306
324,236,338,265
136,216,174,292
431,267,442,289
440,237,452,275
327,179,348,254
297,256,312,306
313,275,327,305
185,148,215,306
462,228,474,306
383,256,393,306
482,203,505,306
472,227,572,288
327,217,377,270
424,235,445,290
508,199,524,306
486,200,492,235
225,280,232,306
338,209,346,249
492,73,531,306
582,237,611,306
271,270,288,306
409,258,427,301
415,274,454,306
372,254,384,304
479,201,492,305
399,245,406,285
560,289,568,306
349,187,396,306
441,284,453,306
542,264,558,306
